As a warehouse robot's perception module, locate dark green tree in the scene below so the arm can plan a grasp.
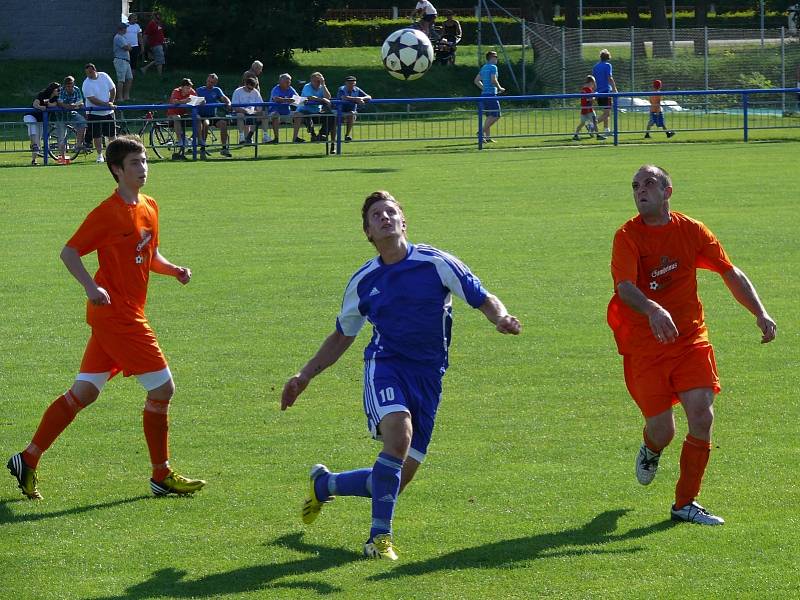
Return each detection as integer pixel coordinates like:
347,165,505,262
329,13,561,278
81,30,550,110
156,0,330,67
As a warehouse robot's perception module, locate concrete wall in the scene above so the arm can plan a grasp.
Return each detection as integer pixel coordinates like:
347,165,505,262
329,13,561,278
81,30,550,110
0,1,126,60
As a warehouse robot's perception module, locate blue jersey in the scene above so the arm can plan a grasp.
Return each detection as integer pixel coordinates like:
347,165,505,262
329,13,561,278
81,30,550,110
479,63,498,95
336,243,488,373
194,85,226,118
592,61,613,93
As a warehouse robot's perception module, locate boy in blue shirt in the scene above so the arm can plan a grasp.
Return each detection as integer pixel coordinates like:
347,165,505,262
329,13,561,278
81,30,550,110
281,190,521,560
473,51,505,143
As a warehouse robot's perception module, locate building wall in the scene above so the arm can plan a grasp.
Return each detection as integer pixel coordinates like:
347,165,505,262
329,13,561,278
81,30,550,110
0,0,126,60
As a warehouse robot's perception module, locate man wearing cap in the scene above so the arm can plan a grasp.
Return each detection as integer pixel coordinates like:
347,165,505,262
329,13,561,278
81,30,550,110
332,76,371,153
113,23,134,102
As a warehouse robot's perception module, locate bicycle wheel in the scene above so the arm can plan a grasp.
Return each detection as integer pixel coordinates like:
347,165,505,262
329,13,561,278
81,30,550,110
149,122,176,159
47,124,81,161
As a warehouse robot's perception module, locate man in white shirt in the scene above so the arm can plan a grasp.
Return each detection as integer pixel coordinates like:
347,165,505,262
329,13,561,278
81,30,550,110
81,63,116,163
231,77,269,144
125,13,143,69
411,0,438,38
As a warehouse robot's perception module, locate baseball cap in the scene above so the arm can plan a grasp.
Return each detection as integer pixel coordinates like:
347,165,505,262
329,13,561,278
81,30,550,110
344,76,357,82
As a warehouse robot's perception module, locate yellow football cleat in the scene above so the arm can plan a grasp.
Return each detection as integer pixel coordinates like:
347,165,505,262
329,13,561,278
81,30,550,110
7,453,42,500
302,464,333,525
364,534,399,561
150,471,206,496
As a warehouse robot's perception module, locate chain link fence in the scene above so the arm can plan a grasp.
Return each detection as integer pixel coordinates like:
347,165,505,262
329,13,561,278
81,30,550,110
521,23,800,107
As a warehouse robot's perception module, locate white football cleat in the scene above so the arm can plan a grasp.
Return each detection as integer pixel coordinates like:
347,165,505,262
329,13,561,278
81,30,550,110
635,443,662,485
671,501,725,526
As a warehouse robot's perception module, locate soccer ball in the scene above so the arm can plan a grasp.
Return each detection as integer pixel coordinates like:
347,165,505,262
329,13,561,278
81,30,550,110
381,28,434,81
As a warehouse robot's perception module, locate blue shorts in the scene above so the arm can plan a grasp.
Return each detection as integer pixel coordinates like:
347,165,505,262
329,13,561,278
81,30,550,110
363,358,442,463
481,97,501,117
648,112,665,127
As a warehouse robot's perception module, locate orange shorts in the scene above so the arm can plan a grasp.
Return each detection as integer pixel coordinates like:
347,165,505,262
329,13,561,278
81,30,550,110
79,321,168,378
623,342,720,418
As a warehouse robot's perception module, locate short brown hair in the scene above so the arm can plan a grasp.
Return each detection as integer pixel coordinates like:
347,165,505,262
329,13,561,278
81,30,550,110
106,135,146,181
361,190,402,234
640,164,672,189
485,51,497,60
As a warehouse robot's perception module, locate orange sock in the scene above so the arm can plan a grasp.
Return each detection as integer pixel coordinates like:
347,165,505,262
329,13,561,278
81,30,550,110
674,434,712,509
143,397,170,481
23,392,85,469
643,427,667,453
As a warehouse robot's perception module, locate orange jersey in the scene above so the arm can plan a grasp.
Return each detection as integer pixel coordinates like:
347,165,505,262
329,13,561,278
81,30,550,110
649,93,662,113
607,211,733,357
66,192,160,331
167,86,196,116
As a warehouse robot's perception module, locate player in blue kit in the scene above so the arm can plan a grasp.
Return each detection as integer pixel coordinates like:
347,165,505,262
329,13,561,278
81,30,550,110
281,190,521,560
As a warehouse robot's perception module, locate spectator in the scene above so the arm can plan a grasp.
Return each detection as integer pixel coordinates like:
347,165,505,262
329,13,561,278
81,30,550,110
166,78,197,160
81,63,116,163
573,74,603,141
23,82,60,166
242,60,264,90
293,71,332,143
195,73,233,158
331,75,371,153
113,23,134,102
269,73,300,144
141,11,166,76
591,49,617,136
125,13,143,70
441,10,462,45
55,75,88,162
231,76,269,144
474,50,504,143
645,79,675,139
411,0,438,39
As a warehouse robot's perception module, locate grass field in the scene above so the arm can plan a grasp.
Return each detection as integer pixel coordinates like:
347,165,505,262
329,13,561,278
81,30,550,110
1,141,798,599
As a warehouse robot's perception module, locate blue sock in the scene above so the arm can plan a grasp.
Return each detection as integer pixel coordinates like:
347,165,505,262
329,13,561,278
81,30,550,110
330,468,372,498
369,452,403,541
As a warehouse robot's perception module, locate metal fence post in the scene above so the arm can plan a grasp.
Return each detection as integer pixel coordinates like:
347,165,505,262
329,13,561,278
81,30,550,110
336,103,343,155
742,92,749,142
612,94,619,146
477,98,484,150
781,27,786,114
561,27,566,105
191,107,199,160
704,27,709,110
42,110,50,165
521,18,526,95
630,27,635,92
477,0,482,69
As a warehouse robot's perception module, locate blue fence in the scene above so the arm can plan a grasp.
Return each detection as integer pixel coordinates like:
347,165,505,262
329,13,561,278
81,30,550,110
1,88,798,165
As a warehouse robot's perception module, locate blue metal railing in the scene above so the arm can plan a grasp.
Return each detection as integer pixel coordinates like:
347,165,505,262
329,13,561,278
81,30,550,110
1,87,798,164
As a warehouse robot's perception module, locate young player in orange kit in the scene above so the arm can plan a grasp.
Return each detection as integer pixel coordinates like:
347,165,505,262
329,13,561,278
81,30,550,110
608,165,776,525
7,135,205,500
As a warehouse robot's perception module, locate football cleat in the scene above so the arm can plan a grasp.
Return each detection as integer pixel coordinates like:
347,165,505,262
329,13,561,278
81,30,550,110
671,501,724,526
150,471,206,496
364,534,399,560
666,130,676,138
7,453,42,500
302,464,333,524
635,443,662,486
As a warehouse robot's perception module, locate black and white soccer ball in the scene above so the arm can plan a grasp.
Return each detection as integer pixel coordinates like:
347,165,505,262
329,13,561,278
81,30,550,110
381,28,434,81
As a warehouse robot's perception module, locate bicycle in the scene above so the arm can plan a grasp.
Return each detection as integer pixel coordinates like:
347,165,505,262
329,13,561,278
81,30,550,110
115,110,176,159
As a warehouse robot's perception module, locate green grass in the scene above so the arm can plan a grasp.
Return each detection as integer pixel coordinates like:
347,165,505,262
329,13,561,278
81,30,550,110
0,141,798,599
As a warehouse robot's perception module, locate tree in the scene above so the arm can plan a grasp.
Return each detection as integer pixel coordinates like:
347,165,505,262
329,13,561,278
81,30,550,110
626,0,647,59
156,0,330,67
693,0,709,56
649,0,672,58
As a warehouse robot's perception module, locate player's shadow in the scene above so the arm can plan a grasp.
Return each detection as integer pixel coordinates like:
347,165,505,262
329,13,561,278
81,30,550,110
320,167,400,173
0,495,149,525
369,508,675,581
89,532,363,599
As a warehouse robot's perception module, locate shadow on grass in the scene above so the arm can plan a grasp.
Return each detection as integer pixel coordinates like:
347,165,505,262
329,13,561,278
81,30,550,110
90,532,362,599
0,495,149,525
369,509,676,581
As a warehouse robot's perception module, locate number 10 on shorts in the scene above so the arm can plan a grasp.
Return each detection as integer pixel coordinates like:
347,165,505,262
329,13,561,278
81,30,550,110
378,387,395,405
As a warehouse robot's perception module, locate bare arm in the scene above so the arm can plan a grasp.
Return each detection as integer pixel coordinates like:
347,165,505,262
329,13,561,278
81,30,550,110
478,294,521,334
281,330,356,410
60,246,110,305
151,248,191,284
609,75,617,92
491,74,505,93
617,280,679,343
722,266,776,343
474,74,483,90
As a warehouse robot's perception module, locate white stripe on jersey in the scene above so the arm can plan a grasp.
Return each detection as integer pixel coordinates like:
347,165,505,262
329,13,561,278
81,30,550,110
337,257,381,336
409,245,470,304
